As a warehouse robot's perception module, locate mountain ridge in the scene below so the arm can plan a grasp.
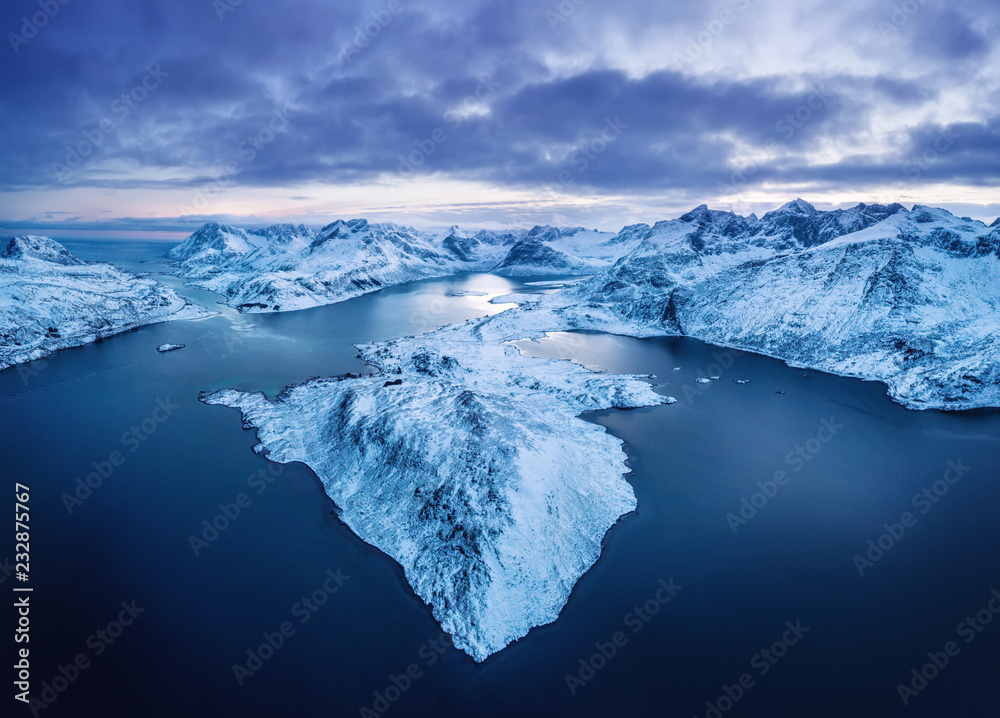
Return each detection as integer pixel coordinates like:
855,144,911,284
0,236,211,371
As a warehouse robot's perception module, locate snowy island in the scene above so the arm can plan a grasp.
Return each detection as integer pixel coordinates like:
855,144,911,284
205,316,672,661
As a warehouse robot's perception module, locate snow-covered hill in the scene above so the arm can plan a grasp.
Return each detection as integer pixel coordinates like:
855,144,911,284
168,221,624,312
0,236,210,371
205,314,671,661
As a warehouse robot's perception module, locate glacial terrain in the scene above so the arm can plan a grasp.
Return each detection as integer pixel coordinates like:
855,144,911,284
0,235,209,371
195,200,997,658
205,315,672,661
8,200,995,662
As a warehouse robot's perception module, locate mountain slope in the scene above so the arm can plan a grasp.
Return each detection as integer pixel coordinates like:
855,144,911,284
501,204,1000,409
205,315,670,661
0,236,210,371
168,221,623,312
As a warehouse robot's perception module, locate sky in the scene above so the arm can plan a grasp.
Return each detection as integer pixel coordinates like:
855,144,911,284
1,0,998,236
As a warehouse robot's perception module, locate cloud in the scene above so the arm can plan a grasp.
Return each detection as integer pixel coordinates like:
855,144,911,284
0,0,996,227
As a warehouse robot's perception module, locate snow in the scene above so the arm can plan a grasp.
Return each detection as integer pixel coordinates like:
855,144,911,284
473,202,1000,410
189,200,999,662
8,201,996,666
168,221,629,313
156,344,186,353
0,236,212,371
204,310,669,662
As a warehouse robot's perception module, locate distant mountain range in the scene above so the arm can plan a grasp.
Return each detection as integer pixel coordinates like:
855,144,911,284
169,200,1000,409
6,200,998,410
166,220,631,312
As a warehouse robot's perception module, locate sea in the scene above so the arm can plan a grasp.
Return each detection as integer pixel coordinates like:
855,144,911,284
2,238,998,717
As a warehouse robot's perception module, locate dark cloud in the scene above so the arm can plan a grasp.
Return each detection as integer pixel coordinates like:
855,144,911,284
0,0,997,209
911,7,989,59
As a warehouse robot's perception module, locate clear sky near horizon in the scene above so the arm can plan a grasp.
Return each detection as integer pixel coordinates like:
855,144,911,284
1,0,998,236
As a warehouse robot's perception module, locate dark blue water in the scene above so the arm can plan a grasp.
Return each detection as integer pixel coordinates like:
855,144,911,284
3,240,998,717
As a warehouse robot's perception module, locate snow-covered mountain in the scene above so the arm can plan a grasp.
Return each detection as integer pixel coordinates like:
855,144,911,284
205,313,671,661
168,221,624,312
489,201,1000,410
0,236,210,371
491,225,632,276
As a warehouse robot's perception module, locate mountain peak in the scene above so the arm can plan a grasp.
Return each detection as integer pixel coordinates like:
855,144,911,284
443,224,470,239
991,217,1000,228
776,198,817,214
909,205,957,224
1,235,83,265
526,225,561,242
680,204,711,222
